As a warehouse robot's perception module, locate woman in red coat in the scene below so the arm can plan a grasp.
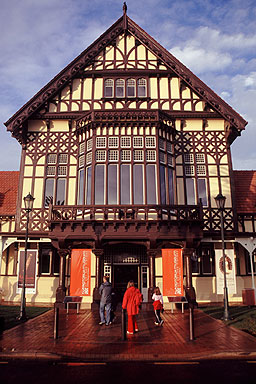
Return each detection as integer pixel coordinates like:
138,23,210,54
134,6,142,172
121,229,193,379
122,280,142,334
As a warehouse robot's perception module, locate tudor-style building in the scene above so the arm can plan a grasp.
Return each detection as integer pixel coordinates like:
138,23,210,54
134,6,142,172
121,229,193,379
1,6,255,307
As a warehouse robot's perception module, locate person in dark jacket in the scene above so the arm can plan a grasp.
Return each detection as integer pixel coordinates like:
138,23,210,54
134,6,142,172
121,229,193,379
99,276,112,326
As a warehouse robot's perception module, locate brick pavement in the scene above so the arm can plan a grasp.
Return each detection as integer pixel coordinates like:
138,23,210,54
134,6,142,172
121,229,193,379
1,308,256,361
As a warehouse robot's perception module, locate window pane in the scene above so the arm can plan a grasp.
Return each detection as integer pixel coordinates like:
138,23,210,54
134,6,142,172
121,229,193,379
105,79,113,97
146,165,157,204
138,78,146,97
52,251,60,274
192,258,200,274
44,179,54,207
40,248,51,274
116,79,124,97
86,167,92,205
108,164,118,204
198,178,208,206
95,165,105,204
201,247,212,274
133,164,144,204
186,178,195,205
56,179,66,205
168,168,174,204
121,164,131,204
78,169,85,205
127,79,135,97
160,165,166,204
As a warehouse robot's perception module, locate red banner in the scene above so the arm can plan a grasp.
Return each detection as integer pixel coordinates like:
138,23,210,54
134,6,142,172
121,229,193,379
162,249,184,296
18,250,37,291
70,249,91,296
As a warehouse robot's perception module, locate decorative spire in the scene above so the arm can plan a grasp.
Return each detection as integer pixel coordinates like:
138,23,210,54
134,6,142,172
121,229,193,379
123,2,127,31
123,2,127,15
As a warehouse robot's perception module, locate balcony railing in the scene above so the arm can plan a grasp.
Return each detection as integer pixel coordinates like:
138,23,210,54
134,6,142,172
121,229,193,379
49,204,203,223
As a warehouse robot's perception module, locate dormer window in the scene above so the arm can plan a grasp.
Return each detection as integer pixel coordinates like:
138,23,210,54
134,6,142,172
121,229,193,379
105,79,114,97
116,79,125,97
127,78,136,97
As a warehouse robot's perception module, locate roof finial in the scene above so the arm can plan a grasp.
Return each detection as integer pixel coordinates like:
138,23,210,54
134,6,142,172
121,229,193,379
123,2,127,15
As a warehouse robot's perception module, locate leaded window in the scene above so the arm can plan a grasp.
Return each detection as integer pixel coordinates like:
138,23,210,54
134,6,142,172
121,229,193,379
105,79,113,97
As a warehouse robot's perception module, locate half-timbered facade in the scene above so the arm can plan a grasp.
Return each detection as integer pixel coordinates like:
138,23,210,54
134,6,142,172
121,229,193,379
1,6,255,307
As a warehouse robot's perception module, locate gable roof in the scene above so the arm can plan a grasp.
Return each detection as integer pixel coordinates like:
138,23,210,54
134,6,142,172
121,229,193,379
0,171,19,216
233,170,256,213
5,10,247,142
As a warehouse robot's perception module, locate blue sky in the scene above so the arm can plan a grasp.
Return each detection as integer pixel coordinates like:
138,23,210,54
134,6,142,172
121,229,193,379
0,0,255,170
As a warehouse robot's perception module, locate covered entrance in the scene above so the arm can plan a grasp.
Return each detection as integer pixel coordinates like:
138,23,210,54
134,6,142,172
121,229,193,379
113,265,138,302
103,244,148,303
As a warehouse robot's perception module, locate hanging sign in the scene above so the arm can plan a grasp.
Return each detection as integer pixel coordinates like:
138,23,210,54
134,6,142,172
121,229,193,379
162,249,184,296
70,249,91,296
17,249,37,294
215,249,237,294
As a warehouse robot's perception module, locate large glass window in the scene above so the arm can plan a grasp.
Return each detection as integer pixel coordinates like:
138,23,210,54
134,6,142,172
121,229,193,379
44,179,54,207
108,164,118,204
78,169,85,205
160,165,166,204
198,178,208,206
56,179,66,205
86,166,92,205
116,79,124,97
121,164,131,204
186,178,195,205
39,247,60,275
146,165,157,204
133,164,144,204
168,168,174,204
95,165,105,204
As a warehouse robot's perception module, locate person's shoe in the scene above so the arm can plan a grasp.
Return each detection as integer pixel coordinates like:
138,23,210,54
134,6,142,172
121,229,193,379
99,322,105,325
105,323,109,326
134,329,139,332
154,322,159,325
160,320,164,326
109,322,112,325
127,331,134,334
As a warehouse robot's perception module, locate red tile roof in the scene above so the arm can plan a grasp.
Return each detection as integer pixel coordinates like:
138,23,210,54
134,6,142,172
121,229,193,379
0,171,19,215
233,170,256,213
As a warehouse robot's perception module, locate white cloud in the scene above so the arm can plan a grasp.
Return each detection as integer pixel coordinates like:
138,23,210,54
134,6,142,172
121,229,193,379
170,45,232,73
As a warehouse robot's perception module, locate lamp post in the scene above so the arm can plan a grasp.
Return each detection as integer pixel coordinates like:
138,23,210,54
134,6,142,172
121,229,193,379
215,193,230,321
18,193,35,321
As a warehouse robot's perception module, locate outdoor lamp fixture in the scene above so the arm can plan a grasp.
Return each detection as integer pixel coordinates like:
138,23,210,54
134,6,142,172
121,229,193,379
18,193,35,321
215,193,230,321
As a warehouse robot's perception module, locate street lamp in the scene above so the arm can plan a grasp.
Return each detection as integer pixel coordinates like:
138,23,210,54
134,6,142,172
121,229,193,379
215,193,230,321
18,193,35,321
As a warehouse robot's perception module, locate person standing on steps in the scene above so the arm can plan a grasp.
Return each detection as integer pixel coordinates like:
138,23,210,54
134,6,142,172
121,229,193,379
99,276,113,326
152,286,164,326
122,280,142,335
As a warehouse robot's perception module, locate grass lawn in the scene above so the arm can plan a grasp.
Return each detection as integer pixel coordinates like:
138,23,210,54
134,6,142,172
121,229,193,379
0,305,51,331
200,305,256,337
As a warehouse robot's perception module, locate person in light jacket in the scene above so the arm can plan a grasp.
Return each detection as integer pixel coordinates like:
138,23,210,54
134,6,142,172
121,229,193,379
152,286,164,325
122,280,142,335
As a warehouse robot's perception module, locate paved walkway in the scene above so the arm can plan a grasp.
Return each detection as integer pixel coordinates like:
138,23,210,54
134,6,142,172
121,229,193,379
1,308,256,361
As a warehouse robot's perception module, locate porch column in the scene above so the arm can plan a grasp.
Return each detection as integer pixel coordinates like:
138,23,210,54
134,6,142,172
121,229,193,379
55,249,69,303
184,247,197,341
93,249,104,288
92,249,104,307
148,250,156,300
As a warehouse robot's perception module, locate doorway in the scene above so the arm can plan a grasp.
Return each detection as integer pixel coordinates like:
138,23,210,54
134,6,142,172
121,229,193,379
113,265,138,303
